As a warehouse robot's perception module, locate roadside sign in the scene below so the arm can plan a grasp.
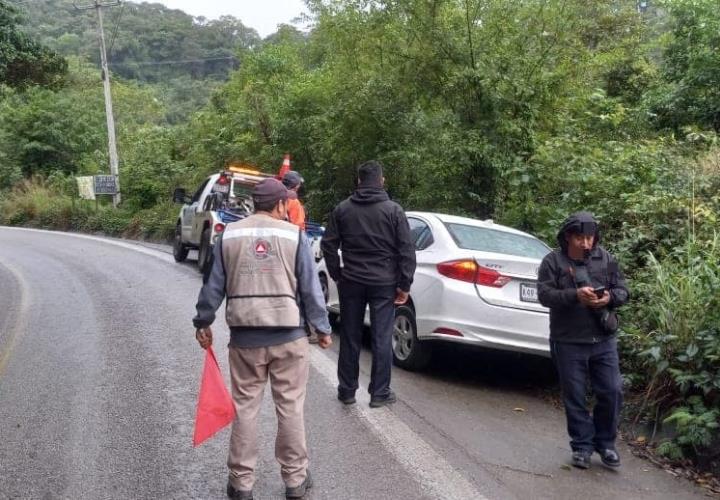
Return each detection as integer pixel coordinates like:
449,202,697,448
94,175,118,195
76,176,96,200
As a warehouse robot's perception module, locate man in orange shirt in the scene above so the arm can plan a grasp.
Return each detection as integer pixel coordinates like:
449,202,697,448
282,171,306,230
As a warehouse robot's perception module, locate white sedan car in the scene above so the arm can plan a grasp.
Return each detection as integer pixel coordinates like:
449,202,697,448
317,211,551,370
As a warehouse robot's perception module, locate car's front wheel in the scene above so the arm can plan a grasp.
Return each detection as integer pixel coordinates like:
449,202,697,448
392,305,431,371
173,224,189,262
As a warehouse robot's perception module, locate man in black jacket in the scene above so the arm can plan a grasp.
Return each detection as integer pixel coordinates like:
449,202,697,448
538,212,629,470
321,160,416,408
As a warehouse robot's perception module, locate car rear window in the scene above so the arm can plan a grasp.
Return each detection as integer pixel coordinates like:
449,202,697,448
445,223,550,259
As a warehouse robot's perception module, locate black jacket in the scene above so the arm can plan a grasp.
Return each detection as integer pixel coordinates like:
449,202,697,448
537,212,629,343
321,184,416,291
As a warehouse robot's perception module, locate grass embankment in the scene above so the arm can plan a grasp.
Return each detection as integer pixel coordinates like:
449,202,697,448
0,180,176,242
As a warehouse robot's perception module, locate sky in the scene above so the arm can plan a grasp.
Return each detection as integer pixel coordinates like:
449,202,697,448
132,1,310,38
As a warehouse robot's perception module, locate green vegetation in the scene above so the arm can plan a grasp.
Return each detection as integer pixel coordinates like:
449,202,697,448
0,0,66,89
1,0,719,469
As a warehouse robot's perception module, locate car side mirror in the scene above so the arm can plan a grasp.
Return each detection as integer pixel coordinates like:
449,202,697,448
173,187,188,204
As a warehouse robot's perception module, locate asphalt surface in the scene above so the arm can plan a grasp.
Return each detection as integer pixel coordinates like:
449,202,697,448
0,227,709,500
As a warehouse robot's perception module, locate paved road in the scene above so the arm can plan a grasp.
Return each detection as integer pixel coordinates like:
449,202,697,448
0,227,708,499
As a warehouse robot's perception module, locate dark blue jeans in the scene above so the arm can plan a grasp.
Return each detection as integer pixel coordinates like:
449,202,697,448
337,280,396,400
550,337,623,453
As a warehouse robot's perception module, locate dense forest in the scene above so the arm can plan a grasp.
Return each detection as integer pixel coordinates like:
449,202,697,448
23,0,259,81
17,0,261,122
1,0,719,473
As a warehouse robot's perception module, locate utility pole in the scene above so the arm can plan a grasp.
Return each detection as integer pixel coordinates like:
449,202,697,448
74,1,122,207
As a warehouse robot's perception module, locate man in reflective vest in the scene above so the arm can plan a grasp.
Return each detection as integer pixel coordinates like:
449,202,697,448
282,170,306,230
193,178,332,500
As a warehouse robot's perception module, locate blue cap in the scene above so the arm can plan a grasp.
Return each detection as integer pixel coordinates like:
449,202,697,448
282,171,304,189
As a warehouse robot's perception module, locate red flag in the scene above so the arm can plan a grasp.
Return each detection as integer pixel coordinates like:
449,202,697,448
277,153,291,180
193,346,235,447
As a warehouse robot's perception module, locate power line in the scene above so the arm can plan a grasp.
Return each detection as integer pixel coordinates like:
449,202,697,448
107,0,126,58
108,55,238,67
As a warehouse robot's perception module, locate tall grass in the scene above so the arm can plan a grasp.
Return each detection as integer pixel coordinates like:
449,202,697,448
624,235,720,461
0,178,176,241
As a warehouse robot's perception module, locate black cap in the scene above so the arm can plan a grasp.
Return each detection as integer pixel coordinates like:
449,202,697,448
253,178,288,206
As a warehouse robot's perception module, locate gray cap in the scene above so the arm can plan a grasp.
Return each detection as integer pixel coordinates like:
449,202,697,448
253,178,288,206
282,170,304,189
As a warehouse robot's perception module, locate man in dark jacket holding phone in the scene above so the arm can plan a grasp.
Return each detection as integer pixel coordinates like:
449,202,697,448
538,212,629,470
321,160,416,408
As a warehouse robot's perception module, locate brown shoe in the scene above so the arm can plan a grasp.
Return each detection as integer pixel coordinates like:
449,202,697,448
226,482,253,500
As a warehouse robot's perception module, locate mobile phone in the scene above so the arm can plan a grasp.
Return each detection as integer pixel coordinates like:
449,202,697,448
592,286,606,298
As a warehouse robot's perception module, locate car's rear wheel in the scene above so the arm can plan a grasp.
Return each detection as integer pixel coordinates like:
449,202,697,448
197,227,212,274
392,305,431,371
173,224,189,262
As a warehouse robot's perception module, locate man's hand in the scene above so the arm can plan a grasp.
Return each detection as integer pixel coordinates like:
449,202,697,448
588,290,611,309
577,288,611,309
577,287,597,306
394,288,409,305
195,327,213,349
317,334,333,349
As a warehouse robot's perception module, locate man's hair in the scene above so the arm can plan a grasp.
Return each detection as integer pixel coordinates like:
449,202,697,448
357,160,383,184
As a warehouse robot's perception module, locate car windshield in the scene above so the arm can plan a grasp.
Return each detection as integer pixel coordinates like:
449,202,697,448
445,223,550,259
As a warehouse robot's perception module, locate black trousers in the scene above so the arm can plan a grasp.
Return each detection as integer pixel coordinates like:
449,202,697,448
551,337,623,452
337,280,396,400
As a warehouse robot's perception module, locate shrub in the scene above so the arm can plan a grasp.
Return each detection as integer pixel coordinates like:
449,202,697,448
624,236,720,460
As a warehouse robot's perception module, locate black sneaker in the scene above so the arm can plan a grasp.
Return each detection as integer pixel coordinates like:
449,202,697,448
337,393,356,405
286,470,313,499
226,482,253,500
571,450,591,469
369,391,397,408
596,448,621,468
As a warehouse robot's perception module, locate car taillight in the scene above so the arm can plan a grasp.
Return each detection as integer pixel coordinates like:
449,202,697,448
437,260,476,282
214,223,225,233
436,260,511,288
476,265,512,287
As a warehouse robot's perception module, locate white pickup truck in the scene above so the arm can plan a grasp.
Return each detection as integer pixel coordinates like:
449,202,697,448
172,167,274,272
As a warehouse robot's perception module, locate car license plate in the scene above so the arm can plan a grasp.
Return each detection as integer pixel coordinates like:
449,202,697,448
520,283,538,303
212,183,230,194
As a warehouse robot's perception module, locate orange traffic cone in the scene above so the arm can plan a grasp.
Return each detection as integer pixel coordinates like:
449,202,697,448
193,346,235,446
277,153,291,180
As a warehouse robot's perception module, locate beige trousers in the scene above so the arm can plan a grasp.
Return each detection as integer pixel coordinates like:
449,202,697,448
227,337,310,490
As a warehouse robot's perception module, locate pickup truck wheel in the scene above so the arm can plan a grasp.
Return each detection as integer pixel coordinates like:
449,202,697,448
392,305,431,371
197,228,212,273
319,274,339,327
173,224,189,262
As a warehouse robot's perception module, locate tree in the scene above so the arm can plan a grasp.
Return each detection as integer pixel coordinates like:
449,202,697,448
648,0,720,132
0,60,165,189
0,0,66,88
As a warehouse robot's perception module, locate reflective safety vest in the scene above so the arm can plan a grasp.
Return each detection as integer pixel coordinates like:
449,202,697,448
221,214,302,328
286,197,306,230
